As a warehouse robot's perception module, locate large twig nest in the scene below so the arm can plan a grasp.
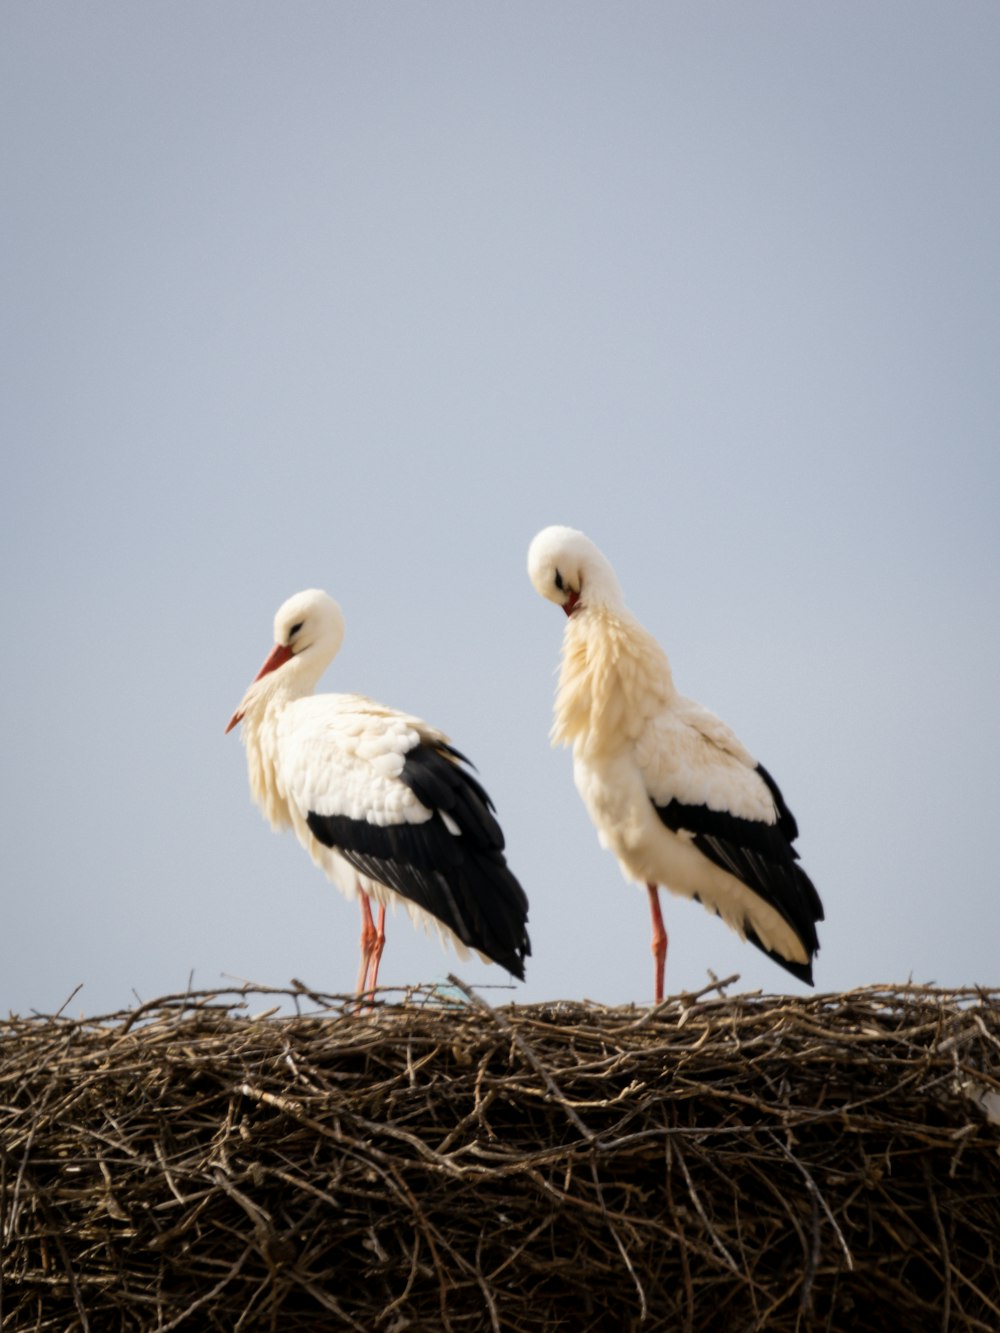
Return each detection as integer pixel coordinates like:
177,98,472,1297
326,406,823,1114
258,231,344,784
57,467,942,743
2,979,999,1330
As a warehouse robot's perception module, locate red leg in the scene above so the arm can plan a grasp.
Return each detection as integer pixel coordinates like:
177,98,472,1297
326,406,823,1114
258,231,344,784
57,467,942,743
367,904,387,994
356,894,377,996
647,883,668,1004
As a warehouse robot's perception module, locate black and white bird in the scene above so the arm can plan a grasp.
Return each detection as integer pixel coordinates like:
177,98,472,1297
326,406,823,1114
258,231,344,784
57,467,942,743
528,526,823,1002
226,589,530,994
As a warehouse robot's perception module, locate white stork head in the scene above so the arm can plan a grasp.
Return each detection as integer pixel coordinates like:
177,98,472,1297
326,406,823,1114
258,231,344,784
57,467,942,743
225,589,345,733
528,525,625,617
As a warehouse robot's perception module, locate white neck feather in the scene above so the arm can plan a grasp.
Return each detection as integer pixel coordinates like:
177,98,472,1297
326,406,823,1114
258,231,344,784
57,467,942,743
235,643,334,830
553,606,675,755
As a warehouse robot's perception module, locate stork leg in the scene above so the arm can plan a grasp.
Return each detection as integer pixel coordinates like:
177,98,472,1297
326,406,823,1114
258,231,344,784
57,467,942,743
356,894,378,996
367,904,387,994
646,883,668,1004
356,895,388,1000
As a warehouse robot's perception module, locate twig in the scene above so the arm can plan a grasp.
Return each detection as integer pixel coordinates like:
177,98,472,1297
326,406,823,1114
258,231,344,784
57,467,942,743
446,973,595,1141
771,1135,854,1272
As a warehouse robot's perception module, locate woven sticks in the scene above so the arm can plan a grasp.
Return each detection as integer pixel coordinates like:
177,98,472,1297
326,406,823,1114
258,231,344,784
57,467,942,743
2,982,999,1330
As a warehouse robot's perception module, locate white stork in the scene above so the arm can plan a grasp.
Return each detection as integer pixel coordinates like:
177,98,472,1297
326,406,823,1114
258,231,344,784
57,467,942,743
527,526,823,1002
225,589,530,995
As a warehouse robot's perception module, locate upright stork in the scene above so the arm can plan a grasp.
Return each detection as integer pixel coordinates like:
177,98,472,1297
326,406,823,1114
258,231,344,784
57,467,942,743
528,526,822,1002
226,589,530,995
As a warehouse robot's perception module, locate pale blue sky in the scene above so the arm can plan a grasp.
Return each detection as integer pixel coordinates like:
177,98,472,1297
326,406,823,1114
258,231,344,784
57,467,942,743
3,3,998,1016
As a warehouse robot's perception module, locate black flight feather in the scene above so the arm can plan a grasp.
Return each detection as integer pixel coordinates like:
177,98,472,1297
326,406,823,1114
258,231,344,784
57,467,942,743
653,764,823,984
306,744,530,979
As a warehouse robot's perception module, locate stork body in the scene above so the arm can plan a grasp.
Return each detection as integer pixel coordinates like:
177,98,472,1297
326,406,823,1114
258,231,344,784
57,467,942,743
226,590,530,993
528,527,822,1001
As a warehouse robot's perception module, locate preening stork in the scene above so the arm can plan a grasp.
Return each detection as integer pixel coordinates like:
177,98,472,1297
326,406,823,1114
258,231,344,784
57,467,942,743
226,590,530,995
528,526,823,1003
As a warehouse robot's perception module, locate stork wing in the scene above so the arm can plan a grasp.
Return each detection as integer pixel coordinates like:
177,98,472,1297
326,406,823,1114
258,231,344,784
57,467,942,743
637,698,823,979
279,696,531,978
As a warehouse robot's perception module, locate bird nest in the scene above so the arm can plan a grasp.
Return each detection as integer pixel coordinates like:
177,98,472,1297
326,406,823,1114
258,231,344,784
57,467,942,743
2,978,1000,1332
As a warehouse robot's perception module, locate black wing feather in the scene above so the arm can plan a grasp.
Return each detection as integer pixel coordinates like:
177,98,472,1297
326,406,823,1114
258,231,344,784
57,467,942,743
654,764,824,984
306,744,530,979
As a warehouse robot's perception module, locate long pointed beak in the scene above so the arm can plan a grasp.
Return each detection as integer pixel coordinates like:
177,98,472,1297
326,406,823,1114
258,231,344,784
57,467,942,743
562,588,581,617
224,642,294,734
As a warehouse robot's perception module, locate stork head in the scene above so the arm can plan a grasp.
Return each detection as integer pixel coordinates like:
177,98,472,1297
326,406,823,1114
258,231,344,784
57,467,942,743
527,525,625,617
269,588,345,663
225,589,346,733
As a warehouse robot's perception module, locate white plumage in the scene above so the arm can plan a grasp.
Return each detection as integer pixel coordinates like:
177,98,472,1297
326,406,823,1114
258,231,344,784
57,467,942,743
226,589,530,993
528,526,823,1002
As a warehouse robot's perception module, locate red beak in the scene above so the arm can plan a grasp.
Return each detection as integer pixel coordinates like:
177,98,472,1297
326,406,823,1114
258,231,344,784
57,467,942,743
562,589,581,617
224,642,294,734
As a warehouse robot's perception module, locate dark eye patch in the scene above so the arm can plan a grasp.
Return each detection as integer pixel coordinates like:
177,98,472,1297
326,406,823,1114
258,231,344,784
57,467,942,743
554,570,565,592
289,621,304,638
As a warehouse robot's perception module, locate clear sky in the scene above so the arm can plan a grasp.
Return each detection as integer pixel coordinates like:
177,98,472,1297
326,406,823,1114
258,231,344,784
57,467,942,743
3,3,998,1017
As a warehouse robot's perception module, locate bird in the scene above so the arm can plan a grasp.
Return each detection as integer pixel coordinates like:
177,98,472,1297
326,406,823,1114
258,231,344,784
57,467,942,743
225,589,530,996
527,526,823,1003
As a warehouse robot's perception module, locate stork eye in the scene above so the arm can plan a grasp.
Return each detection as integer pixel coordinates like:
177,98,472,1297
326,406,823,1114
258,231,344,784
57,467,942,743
554,570,565,593
289,621,304,638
